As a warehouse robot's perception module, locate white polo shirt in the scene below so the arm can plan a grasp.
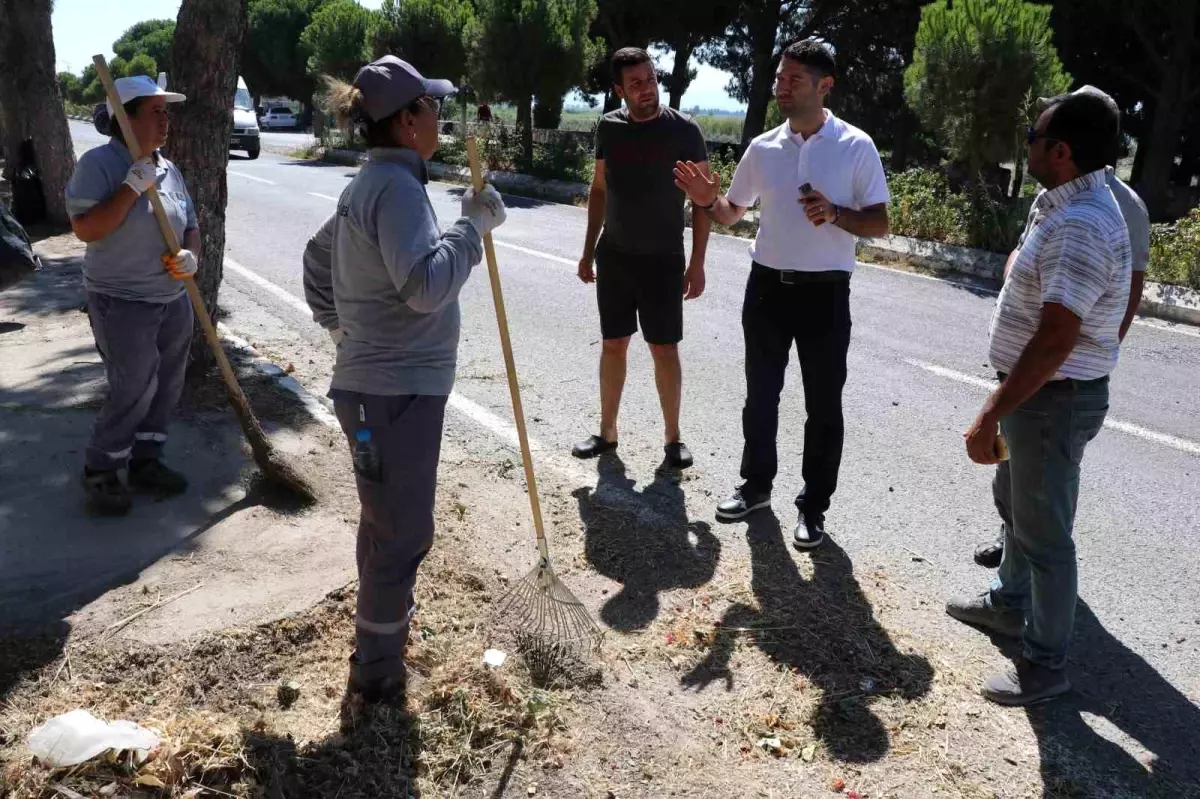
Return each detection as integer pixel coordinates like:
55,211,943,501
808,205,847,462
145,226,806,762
725,110,890,273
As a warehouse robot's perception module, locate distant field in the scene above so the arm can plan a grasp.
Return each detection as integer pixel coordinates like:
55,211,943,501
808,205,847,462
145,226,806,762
476,104,745,142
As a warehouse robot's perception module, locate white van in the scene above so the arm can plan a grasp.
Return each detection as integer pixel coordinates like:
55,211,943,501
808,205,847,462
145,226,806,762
148,73,260,159
231,77,261,159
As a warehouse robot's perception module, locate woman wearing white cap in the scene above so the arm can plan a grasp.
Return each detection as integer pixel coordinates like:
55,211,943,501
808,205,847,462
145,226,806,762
304,55,507,717
66,75,200,515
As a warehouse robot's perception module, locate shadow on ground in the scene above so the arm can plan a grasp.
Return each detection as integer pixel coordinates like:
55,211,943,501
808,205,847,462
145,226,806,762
0,250,325,705
574,453,719,631
680,511,935,764
978,600,1200,798
244,708,425,799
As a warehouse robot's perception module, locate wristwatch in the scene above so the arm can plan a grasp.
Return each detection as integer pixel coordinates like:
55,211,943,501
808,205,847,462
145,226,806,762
832,204,841,225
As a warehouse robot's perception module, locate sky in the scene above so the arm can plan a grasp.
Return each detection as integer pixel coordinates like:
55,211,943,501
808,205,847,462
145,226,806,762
51,0,745,112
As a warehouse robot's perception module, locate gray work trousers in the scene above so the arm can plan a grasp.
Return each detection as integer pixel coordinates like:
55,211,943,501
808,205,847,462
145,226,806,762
333,392,447,683
85,291,193,471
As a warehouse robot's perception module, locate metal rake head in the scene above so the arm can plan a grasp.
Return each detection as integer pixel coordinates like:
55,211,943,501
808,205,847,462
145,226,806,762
494,558,603,684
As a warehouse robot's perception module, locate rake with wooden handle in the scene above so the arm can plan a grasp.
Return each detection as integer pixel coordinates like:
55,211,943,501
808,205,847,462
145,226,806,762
465,138,602,677
93,55,315,503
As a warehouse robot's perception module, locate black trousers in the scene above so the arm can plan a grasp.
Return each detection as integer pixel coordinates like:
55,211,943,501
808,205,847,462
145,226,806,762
740,264,852,515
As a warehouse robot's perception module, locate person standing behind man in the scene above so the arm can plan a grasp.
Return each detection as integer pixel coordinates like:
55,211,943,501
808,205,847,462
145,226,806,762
674,40,889,548
573,47,711,469
971,85,1150,571
948,93,1129,705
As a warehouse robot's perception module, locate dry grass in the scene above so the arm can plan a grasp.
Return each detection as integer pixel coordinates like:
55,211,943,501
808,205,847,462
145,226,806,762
0,537,583,798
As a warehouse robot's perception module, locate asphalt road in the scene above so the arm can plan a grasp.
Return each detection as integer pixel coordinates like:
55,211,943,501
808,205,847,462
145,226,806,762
67,122,1200,707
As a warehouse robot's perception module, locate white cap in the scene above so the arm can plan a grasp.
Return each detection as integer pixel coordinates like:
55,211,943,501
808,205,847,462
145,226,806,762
106,75,186,115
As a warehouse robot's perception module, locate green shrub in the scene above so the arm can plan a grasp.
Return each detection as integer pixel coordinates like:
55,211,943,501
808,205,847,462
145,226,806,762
1148,210,1200,290
887,168,966,244
888,167,1028,252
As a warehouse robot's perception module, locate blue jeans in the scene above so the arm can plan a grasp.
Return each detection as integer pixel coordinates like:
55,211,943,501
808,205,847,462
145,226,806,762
989,376,1109,670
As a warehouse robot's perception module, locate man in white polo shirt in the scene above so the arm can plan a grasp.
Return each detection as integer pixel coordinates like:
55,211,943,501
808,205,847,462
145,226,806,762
948,92,1129,706
675,39,889,549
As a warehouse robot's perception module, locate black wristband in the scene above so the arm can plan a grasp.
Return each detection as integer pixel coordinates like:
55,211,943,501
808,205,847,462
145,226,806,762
697,198,717,211
832,204,841,225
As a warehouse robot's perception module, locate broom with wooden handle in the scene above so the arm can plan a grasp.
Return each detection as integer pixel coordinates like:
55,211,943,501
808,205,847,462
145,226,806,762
465,138,601,676
93,55,315,503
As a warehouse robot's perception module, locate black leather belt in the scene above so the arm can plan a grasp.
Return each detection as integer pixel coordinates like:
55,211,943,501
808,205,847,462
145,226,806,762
752,263,850,285
997,372,1110,390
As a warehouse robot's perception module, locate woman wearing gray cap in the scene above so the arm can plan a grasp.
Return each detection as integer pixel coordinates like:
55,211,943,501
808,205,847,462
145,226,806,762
66,75,200,515
304,55,507,717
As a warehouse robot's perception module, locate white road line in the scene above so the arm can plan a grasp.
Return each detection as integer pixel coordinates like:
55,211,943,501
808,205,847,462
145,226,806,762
222,255,594,483
905,358,1200,457
308,192,340,202
225,257,311,316
228,170,276,185
492,239,575,266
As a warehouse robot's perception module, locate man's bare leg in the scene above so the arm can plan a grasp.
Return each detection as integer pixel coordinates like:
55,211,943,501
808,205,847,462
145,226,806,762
649,342,681,444
599,336,631,442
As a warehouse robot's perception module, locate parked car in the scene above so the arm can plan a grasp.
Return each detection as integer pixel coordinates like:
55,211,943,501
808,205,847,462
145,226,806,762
259,107,297,130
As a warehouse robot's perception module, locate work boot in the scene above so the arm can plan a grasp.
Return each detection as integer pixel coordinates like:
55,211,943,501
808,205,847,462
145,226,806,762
946,592,1024,638
981,659,1071,706
128,458,188,496
340,655,411,732
81,469,132,516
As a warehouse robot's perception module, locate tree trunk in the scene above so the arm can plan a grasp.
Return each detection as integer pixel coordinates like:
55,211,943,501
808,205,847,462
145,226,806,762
164,0,246,374
603,88,621,113
1133,0,1196,221
533,92,563,130
517,93,533,169
0,0,77,226
890,108,911,173
739,2,784,148
667,37,696,111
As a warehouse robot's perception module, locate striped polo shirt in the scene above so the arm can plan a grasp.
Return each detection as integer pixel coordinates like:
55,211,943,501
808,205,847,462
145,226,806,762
989,170,1131,381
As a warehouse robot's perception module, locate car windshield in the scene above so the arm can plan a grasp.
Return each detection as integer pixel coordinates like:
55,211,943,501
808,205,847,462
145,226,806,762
233,87,252,111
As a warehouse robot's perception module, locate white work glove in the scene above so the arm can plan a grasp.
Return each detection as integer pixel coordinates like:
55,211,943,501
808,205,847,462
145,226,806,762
327,326,345,346
123,156,159,195
161,249,198,281
461,184,507,237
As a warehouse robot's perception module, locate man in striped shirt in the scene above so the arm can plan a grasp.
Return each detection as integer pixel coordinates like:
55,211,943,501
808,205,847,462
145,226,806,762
947,92,1130,706
973,86,1150,571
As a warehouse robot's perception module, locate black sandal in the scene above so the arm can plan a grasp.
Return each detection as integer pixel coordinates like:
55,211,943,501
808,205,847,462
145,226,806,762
571,434,618,459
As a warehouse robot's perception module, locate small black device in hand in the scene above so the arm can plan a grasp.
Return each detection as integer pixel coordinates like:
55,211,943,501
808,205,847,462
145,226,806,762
799,182,825,226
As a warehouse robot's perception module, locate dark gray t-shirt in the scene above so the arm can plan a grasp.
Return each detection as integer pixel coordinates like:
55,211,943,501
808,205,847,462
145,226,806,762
595,107,708,255
65,139,197,303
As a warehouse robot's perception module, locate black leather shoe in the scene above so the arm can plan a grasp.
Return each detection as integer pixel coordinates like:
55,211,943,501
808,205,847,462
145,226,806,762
664,441,693,469
572,434,618,459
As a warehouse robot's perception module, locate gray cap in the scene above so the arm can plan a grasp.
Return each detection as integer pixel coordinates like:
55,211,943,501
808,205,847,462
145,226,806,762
1038,85,1120,117
353,56,456,122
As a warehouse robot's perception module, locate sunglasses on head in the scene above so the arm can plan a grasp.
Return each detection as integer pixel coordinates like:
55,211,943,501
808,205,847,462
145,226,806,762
1027,126,1059,146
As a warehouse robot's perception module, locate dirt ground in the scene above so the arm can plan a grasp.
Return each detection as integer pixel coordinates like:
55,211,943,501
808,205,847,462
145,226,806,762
1,240,1193,799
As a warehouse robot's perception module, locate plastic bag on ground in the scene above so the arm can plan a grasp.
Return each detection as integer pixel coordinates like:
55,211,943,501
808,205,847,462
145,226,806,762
27,709,161,767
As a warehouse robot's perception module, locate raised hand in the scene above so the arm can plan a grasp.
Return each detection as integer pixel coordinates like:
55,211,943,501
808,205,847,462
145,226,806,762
674,160,720,208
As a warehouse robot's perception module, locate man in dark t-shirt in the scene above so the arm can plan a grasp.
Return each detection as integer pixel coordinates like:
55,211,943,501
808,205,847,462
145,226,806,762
574,47,711,469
